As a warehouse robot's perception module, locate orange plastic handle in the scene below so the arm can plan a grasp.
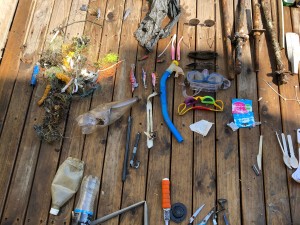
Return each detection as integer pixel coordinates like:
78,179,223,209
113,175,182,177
162,178,171,209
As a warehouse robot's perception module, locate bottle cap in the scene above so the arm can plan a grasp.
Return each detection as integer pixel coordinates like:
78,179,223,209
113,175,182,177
50,208,59,215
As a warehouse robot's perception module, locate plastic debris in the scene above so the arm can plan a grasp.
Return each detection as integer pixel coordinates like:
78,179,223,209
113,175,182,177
130,64,138,93
30,63,40,87
189,120,214,137
183,69,231,97
232,99,255,128
80,4,88,11
123,8,131,21
76,97,139,134
227,122,239,131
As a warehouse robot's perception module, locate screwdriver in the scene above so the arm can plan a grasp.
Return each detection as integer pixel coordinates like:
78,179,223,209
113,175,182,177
162,178,171,225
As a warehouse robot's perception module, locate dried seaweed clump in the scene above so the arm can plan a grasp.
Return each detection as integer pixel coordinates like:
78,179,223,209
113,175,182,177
35,36,101,143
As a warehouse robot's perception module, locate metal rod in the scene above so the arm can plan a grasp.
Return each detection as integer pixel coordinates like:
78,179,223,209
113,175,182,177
122,116,132,182
91,201,146,225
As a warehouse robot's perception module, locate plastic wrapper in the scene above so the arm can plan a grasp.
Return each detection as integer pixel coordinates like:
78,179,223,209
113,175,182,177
76,97,139,134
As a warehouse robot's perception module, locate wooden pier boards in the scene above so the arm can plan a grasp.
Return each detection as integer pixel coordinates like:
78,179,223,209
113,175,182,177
0,0,299,225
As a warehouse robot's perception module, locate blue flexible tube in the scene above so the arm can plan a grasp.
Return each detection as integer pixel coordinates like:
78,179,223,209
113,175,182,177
160,62,184,143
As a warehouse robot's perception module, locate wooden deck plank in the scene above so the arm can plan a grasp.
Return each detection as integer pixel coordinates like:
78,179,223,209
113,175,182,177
117,0,149,224
279,6,300,225
255,11,292,225
236,1,266,224
215,0,241,223
253,1,292,225
90,1,126,224
169,0,195,224
0,0,56,222
193,0,217,218
0,1,299,225
0,0,35,135
23,1,89,224
46,0,104,224
145,12,178,225
0,0,19,60
291,7,300,35
0,1,37,219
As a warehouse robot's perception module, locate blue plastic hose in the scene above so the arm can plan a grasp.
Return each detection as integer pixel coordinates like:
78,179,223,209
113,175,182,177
160,62,184,143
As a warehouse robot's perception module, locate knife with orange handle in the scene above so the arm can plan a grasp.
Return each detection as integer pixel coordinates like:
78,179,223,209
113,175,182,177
162,178,171,225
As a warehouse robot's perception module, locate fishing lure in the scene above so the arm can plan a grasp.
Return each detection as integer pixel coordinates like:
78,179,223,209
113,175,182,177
186,62,217,68
151,72,157,90
156,58,165,63
130,64,138,92
177,36,183,61
123,8,131,21
97,8,101,20
171,34,176,60
142,68,147,88
138,54,149,61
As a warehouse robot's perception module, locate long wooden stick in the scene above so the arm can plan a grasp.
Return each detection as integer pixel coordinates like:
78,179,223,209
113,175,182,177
220,0,235,80
261,0,290,84
251,3,265,72
232,0,249,75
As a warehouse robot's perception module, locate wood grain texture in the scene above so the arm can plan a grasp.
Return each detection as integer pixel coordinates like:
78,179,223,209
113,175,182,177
255,1,292,223
145,5,178,225
0,0,56,223
0,0,19,60
216,0,241,223
0,0,35,135
279,6,300,225
92,1,127,225
169,0,195,224
0,1,299,225
236,1,265,224
118,0,147,224
0,1,37,218
193,0,217,218
291,7,300,35
47,0,105,223
24,1,89,225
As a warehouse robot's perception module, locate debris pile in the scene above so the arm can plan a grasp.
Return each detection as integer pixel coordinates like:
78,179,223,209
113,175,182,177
34,36,120,143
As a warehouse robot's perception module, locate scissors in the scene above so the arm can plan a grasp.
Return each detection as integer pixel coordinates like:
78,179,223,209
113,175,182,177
178,96,224,115
188,204,205,224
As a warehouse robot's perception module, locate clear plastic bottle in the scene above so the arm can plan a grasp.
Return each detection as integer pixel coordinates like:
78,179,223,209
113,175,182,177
72,175,100,225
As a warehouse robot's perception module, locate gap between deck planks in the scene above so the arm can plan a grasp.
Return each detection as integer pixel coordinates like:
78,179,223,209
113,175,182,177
0,0,299,225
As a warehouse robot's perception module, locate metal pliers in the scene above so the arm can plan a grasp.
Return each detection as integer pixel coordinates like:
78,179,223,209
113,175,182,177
197,207,215,225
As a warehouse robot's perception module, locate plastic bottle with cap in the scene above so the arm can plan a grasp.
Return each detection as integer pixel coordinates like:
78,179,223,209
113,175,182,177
72,175,100,225
50,157,84,215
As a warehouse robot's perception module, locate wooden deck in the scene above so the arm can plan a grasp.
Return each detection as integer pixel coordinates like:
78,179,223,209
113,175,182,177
0,0,300,224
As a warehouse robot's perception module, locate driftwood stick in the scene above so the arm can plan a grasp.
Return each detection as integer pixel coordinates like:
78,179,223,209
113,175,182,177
220,0,235,80
250,3,265,72
232,0,249,75
261,0,290,84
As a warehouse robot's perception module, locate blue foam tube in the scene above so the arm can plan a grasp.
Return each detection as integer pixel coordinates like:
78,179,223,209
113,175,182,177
160,63,184,143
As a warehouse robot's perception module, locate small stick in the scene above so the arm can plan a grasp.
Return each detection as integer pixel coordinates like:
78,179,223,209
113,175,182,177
275,131,285,155
23,0,38,46
220,0,235,80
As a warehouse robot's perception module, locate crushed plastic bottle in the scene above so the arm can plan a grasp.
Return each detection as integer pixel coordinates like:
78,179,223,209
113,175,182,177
76,97,139,134
72,175,100,225
50,157,84,215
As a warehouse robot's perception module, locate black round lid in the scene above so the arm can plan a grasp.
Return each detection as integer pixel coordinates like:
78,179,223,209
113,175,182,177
170,202,187,223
